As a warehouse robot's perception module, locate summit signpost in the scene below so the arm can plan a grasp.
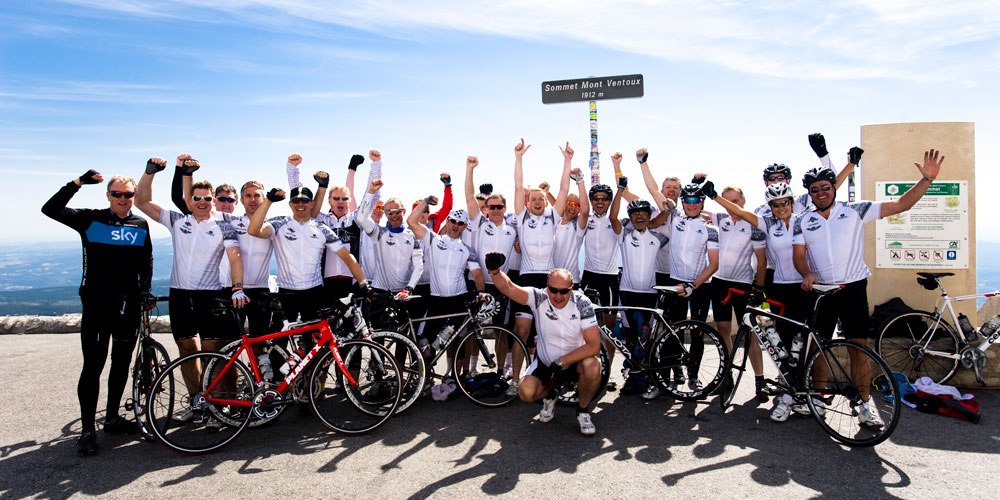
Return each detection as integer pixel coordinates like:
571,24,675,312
542,74,644,185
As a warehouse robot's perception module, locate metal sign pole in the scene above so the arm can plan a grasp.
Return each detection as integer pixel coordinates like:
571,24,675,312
589,101,599,186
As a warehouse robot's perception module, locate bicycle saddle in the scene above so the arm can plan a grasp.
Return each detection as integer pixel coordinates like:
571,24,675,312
916,272,954,279
812,284,843,295
653,286,679,294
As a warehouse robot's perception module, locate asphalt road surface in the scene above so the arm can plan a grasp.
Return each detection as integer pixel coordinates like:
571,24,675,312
1,333,998,499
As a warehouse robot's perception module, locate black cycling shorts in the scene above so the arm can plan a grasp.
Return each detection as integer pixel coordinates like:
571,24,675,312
815,279,871,340
169,288,240,342
80,294,140,343
513,272,548,319
581,271,620,309
524,358,581,392
711,278,751,324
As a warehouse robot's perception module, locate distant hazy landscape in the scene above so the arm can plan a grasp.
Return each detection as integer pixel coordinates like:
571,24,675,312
1,239,997,316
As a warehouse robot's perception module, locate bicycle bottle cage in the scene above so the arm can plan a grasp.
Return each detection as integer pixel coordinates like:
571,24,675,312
916,277,939,290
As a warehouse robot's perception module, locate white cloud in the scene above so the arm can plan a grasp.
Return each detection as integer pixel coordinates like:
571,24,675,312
0,80,182,104
248,91,377,105
50,0,1000,82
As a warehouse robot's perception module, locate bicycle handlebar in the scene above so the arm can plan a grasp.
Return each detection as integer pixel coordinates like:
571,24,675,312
723,287,785,317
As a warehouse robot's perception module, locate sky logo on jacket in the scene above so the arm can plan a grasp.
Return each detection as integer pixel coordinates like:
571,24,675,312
85,222,147,246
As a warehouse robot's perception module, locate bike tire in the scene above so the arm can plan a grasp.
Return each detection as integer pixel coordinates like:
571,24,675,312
556,343,610,407
309,340,403,435
147,352,254,455
132,339,170,441
719,328,750,411
804,340,902,447
876,311,960,384
453,326,530,407
369,330,426,414
209,339,291,428
649,320,728,401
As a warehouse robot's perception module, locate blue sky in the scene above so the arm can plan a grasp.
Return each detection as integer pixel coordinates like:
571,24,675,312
2,0,999,243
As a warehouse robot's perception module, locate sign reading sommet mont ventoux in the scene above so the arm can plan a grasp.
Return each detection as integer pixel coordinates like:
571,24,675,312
541,74,644,104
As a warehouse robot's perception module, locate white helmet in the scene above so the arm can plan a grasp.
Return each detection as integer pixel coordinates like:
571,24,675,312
764,182,795,202
475,294,500,322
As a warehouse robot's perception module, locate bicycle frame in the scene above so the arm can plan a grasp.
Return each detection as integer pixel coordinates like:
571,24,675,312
924,285,1000,356
592,304,686,376
202,316,358,408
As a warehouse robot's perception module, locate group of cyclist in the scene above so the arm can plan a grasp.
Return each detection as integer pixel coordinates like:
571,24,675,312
44,132,944,454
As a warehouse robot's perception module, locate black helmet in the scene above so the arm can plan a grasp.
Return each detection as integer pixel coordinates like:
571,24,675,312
801,167,837,189
589,183,613,200
763,163,792,181
626,199,652,216
679,183,704,200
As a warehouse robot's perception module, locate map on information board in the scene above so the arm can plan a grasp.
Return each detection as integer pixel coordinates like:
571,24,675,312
875,180,969,269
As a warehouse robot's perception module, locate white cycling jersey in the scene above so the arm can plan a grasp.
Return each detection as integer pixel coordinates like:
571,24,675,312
468,211,518,284
650,208,672,275
357,192,423,291
217,213,273,289
515,207,558,274
524,287,598,365
552,219,586,283
264,216,344,290
419,231,480,297
159,210,239,290
793,201,883,285
582,212,620,275
711,212,766,284
619,222,670,293
754,215,802,284
315,211,360,278
665,210,720,283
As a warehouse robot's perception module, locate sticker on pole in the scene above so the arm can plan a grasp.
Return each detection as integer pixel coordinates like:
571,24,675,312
542,74,644,104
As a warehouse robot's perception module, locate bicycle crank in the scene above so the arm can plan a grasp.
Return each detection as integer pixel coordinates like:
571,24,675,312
959,347,987,370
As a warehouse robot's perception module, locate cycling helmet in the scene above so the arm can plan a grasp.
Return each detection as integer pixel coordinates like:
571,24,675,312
626,199,653,216
589,183,613,200
679,183,705,200
764,182,795,202
801,166,837,189
762,163,792,181
475,294,500,322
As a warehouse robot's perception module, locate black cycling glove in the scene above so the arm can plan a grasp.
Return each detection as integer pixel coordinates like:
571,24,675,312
479,183,493,195
636,151,648,164
314,171,330,188
178,159,200,176
484,252,506,271
145,159,166,175
808,133,829,158
848,146,864,165
440,174,451,186
348,154,364,171
266,188,285,203
617,176,628,190
79,169,101,185
700,180,717,200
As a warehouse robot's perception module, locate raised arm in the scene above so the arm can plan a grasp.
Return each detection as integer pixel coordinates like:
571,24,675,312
635,149,671,211
345,154,364,213
703,181,759,227
484,253,529,305
553,142,573,214
465,156,480,215
407,197,433,241
513,138,531,214
610,178,625,235
429,173,452,232
809,133,859,191
573,168,589,229
356,180,382,236
135,158,167,221
880,149,943,218
358,149,382,213
42,170,102,229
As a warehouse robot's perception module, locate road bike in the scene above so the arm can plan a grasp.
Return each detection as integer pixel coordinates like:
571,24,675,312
123,295,171,441
876,272,1000,385
558,287,727,405
719,285,901,447
146,294,403,454
376,293,531,408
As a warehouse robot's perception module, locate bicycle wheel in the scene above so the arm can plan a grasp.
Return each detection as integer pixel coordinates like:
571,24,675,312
876,311,960,384
453,326,529,407
209,340,290,427
556,343,610,407
369,330,426,414
132,339,170,441
804,340,901,447
719,328,750,411
310,340,403,435
146,352,254,454
649,320,727,401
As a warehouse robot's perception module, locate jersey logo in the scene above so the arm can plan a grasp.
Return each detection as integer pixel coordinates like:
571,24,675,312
485,225,496,236
179,221,193,234
437,240,449,250
772,229,784,237
386,238,396,246
674,222,685,232
587,221,596,230
837,212,849,220
806,224,821,232
721,224,730,232
85,223,147,247
696,228,703,234
544,306,559,321
570,313,577,320
808,216,819,223
526,218,538,229
207,230,214,236
630,236,640,247
311,233,319,239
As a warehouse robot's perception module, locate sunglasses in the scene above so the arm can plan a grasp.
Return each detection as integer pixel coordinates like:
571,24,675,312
109,191,135,199
215,196,236,203
809,184,833,194
547,286,572,295
566,201,579,208
766,175,789,182
488,204,505,210
591,196,610,202
374,204,385,211
242,180,263,191
330,196,350,201
682,197,703,204
386,208,405,215
449,219,467,226
769,199,792,209
290,197,312,204
192,195,212,202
